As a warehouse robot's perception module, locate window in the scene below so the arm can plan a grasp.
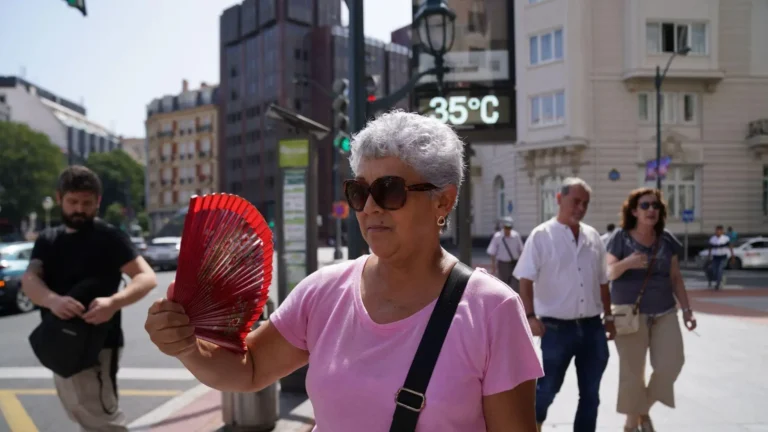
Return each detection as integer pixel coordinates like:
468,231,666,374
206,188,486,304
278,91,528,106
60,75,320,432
529,28,563,65
493,176,505,221
540,175,564,222
163,191,172,206
530,91,566,127
637,92,698,125
647,22,707,55
763,166,768,216
640,166,699,218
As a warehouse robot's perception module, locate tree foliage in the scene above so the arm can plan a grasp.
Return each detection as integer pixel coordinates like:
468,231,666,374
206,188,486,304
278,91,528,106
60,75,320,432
0,122,65,226
85,150,145,217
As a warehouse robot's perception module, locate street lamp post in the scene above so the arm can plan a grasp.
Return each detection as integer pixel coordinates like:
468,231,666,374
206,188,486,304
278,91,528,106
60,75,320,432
654,46,691,190
345,0,456,260
42,196,54,229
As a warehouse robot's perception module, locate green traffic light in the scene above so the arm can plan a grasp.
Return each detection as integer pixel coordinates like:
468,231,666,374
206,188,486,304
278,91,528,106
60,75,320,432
334,135,351,152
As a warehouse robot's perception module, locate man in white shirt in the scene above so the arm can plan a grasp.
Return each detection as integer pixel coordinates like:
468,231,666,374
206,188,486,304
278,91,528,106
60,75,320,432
486,216,524,291
707,224,735,290
513,177,615,432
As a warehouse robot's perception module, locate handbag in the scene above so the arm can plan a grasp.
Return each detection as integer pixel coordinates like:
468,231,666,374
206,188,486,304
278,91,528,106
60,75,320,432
28,277,114,378
389,261,473,432
611,241,658,336
29,314,111,378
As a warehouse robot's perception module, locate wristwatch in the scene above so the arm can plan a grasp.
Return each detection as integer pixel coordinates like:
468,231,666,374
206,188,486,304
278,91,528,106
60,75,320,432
682,308,693,314
603,314,615,322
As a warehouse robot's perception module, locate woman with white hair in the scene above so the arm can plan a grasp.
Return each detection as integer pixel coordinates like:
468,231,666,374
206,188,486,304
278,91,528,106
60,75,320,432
144,111,543,431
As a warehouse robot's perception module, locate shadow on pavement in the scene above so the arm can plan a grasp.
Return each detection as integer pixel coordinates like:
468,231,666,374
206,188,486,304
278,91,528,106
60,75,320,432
690,289,768,321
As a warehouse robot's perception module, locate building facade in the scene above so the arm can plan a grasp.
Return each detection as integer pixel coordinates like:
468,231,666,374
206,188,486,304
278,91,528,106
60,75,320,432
0,76,121,163
513,0,768,242
120,137,147,166
145,80,219,234
0,94,10,121
218,0,342,228
218,0,410,241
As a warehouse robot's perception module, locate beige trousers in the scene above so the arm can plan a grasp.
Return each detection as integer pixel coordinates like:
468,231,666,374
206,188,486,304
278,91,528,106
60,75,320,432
614,311,685,415
54,349,127,432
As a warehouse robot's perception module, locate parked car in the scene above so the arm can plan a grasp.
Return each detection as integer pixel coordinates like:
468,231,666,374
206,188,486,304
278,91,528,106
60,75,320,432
0,242,36,312
130,236,148,253
142,236,181,271
697,236,768,269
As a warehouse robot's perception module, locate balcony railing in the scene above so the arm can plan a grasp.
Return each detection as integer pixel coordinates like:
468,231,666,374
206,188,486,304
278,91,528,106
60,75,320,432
197,124,213,133
746,118,768,151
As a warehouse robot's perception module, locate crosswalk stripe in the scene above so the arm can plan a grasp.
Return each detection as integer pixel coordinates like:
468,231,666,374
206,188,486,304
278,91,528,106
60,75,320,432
0,367,195,381
0,391,37,432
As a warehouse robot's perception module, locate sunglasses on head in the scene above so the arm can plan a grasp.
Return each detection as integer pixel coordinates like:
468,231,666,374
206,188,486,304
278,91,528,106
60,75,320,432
638,201,661,210
343,176,438,211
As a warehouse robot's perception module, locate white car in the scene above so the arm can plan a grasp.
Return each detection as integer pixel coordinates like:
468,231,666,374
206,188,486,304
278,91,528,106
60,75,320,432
142,237,181,270
697,236,768,269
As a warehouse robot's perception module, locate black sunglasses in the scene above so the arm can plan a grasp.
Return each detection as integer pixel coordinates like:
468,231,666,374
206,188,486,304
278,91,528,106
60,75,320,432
343,176,438,211
638,201,661,210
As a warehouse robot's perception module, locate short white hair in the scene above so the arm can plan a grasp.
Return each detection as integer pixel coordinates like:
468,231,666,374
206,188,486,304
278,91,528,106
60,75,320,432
348,110,466,212
560,177,592,196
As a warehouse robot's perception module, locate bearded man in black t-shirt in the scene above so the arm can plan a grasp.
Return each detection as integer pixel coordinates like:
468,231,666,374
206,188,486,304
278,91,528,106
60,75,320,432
21,165,157,431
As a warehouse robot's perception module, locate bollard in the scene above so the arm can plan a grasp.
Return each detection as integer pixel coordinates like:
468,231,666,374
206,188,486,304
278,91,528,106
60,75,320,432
221,298,279,431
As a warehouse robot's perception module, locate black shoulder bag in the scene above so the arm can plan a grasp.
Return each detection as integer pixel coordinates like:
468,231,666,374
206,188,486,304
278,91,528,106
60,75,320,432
28,277,113,378
389,261,474,432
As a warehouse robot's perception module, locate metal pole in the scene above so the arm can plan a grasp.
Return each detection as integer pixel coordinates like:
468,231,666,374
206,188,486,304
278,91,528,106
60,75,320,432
684,221,689,266
458,142,472,265
333,156,343,260
346,0,369,260
655,65,662,191
306,137,318,276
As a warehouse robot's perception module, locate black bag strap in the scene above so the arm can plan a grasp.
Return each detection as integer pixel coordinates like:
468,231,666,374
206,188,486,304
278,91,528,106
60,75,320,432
389,261,474,432
500,236,515,261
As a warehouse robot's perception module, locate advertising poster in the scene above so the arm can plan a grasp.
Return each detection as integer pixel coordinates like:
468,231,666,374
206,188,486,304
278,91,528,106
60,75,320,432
283,168,307,292
645,156,671,181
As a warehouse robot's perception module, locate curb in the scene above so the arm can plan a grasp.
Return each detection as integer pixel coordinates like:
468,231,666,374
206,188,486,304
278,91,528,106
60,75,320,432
127,383,316,432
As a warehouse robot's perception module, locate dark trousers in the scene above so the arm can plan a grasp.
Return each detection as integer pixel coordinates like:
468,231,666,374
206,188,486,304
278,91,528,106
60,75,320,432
709,255,728,287
497,260,519,292
536,316,609,432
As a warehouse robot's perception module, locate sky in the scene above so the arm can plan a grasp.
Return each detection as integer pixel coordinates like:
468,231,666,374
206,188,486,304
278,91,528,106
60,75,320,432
0,0,412,138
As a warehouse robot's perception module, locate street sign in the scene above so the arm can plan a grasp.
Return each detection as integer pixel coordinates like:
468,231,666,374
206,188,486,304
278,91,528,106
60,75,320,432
507,200,513,214
332,201,349,219
682,209,694,223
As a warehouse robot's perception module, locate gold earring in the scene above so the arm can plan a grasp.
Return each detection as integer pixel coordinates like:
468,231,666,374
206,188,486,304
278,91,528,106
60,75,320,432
437,216,446,227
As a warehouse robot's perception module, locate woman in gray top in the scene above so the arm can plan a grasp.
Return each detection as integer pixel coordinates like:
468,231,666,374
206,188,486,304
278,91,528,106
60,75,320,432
605,188,697,432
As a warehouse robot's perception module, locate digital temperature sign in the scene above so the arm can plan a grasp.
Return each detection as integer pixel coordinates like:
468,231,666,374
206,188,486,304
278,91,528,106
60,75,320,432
416,93,512,128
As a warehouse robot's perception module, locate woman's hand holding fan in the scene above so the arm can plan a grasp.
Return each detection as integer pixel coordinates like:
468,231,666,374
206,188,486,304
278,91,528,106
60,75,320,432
157,193,274,355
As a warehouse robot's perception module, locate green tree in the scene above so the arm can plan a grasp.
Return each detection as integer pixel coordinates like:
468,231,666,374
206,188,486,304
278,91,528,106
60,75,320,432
104,202,126,227
85,150,145,217
0,122,65,227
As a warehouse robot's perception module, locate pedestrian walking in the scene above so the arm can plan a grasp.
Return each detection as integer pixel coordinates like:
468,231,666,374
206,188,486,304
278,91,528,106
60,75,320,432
707,225,735,289
486,216,524,291
514,177,615,432
145,111,543,431
21,166,157,432
601,223,616,246
605,188,697,432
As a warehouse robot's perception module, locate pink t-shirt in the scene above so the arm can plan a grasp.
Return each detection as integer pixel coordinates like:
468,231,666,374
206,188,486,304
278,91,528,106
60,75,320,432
270,255,544,432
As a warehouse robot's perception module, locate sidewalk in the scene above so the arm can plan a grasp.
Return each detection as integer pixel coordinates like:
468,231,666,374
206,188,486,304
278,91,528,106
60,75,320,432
139,283,768,431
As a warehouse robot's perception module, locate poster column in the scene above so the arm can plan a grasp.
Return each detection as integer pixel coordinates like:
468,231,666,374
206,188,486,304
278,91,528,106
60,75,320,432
277,139,310,302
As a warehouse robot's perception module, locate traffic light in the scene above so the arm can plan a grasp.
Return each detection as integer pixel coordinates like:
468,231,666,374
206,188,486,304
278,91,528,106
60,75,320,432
64,0,87,16
332,78,351,154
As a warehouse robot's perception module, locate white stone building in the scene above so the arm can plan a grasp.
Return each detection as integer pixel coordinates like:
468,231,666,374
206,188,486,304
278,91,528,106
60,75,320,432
510,0,768,242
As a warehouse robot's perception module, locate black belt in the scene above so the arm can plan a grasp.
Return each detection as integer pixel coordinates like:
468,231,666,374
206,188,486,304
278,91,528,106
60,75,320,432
540,315,601,325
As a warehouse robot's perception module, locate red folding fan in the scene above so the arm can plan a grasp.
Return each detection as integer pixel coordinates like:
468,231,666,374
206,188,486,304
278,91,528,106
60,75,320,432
169,193,274,354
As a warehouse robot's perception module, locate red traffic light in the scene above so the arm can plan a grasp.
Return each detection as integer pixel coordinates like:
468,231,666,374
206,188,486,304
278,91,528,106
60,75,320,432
367,95,376,102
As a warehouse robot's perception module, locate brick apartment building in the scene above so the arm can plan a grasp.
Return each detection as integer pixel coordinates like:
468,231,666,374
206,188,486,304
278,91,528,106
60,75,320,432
217,0,410,241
